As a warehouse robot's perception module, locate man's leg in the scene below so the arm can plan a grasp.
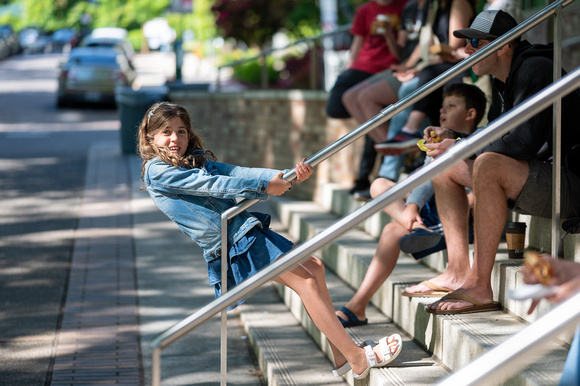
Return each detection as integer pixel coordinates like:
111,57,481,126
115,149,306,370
429,153,529,311
402,159,474,294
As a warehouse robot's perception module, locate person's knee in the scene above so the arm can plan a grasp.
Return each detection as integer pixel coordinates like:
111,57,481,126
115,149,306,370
326,100,350,119
370,177,396,198
381,221,406,239
473,153,510,183
342,89,356,112
305,256,325,278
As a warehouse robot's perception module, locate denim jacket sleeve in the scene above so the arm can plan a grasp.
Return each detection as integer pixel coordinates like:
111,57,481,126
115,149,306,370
145,159,280,200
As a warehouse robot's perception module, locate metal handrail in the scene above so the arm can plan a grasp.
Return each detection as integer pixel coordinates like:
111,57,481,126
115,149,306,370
151,1,576,384
215,24,352,92
438,292,580,385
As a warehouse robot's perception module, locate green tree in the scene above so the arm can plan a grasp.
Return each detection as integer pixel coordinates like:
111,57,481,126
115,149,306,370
211,0,320,48
11,0,170,31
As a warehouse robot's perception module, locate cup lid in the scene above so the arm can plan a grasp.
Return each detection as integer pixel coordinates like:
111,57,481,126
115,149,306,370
505,221,526,229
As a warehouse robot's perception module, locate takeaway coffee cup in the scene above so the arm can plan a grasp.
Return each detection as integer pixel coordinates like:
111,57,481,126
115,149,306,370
505,222,527,259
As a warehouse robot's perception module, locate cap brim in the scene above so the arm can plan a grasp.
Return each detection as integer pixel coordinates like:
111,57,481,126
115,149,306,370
453,28,496,40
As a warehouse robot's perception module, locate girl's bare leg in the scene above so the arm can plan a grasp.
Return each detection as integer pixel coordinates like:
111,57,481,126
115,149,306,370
275,256,379,375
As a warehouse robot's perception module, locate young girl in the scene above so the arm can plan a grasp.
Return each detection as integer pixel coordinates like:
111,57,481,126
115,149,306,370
138,102,403,379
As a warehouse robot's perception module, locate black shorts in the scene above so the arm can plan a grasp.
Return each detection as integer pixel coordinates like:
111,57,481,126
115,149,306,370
326,68,373,119
510,159,580,219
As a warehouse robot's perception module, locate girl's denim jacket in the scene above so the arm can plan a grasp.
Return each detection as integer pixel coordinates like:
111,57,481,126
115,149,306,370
144,157,281,263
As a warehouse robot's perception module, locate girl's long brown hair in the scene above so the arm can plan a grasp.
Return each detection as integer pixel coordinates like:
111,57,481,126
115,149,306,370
138,102,216,182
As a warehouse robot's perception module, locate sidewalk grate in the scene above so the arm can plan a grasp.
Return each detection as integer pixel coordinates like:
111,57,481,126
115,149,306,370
51,143,142,385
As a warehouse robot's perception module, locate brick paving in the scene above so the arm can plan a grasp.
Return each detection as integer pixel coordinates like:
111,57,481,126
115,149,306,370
51,143,142,385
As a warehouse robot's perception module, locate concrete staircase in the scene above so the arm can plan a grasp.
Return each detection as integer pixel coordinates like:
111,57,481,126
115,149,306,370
238,183,577,385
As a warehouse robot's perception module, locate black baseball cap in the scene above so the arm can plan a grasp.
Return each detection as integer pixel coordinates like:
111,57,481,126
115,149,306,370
453,10,518,40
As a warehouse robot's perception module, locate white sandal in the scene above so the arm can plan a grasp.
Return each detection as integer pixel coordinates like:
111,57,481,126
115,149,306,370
352,344,377,379
375,334,403,367
331,340,376,377
332,362,351,377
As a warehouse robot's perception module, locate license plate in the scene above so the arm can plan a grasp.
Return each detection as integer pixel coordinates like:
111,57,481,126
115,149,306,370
85,92,101,101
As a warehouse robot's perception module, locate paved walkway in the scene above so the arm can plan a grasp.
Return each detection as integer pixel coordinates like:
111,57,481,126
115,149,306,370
49,141,263,385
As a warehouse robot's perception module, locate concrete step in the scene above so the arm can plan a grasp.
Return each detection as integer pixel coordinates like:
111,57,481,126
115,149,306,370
240,285,348,385
268,186,571,385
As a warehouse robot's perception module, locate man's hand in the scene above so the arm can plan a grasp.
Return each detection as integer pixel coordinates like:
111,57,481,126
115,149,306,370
521,254,580,314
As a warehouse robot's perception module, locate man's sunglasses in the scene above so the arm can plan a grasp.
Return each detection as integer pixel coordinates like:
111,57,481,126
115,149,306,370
466,37,496,48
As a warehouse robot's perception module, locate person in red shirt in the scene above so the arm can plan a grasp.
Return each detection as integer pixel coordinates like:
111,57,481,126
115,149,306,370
325,0,407,197
326,0,406,119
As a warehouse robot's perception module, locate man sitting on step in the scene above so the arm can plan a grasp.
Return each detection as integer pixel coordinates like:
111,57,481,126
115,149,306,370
402,10,580,314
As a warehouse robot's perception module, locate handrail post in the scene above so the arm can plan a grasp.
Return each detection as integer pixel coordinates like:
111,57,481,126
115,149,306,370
260,54,269,89
220,213,229,386
551,4,563,256
151,347,161,386
216,67,222,93
309,41,317,90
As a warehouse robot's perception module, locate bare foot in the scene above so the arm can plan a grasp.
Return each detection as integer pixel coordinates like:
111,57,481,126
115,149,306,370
402,273,464,295
427,286,495,312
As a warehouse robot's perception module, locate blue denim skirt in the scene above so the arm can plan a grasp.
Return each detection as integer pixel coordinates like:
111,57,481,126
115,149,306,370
207,226,294,310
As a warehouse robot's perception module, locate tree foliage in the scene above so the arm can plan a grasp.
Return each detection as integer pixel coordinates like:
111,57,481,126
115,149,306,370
5,0,170,32
211,0,320,48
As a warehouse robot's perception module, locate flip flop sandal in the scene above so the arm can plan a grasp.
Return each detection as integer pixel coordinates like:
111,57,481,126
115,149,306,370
426,293,502,314
337,306,368,327
375,334,403,367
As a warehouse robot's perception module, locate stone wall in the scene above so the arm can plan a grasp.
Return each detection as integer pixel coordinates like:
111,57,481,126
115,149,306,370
169,89,364,203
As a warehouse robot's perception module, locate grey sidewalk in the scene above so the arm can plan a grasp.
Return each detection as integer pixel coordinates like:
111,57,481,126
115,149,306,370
52,141,263,384
128,151,263,385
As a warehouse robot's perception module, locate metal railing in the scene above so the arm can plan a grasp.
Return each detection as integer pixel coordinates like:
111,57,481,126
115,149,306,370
215,24,351,92
438,291,580,385
151,1,576,384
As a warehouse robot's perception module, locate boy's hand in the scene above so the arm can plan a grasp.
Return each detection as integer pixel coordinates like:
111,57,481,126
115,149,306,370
425,138,457,158
423,126,454,142
401,203,422,231
423,127,459,158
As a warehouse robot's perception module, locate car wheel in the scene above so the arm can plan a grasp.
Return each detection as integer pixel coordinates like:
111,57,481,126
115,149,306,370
56,96,67,108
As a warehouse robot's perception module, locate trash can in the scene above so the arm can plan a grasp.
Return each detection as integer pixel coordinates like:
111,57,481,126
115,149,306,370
115,86,168,154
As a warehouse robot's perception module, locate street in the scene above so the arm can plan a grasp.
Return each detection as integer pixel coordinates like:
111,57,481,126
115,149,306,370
0,52,121,384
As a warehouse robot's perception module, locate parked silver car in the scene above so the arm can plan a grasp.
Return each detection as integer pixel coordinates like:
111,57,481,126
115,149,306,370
56,46,136,107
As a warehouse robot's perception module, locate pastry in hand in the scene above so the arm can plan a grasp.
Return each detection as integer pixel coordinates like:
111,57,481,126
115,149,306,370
430,130,441,143
524,251,554,285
